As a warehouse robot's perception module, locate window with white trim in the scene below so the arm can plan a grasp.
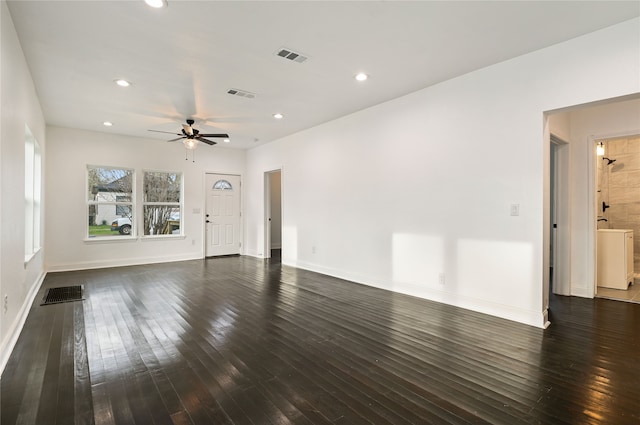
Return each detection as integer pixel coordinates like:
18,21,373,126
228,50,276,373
87,166,134,237
143,170,182,236
25,125,42,259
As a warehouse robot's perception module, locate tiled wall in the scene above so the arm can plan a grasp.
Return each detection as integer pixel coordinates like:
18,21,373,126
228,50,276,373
598,135,640,273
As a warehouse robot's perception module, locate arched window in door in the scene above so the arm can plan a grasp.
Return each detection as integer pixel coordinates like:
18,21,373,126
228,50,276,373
213,179,233,190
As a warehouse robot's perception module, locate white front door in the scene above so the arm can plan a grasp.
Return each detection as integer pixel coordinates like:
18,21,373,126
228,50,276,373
205,174,241,257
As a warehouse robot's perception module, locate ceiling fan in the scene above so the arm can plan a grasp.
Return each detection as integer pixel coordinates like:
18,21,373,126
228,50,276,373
148,119,229,149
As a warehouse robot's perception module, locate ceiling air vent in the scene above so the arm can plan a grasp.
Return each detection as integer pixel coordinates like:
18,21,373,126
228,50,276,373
276,48,308,63
227,88,256,99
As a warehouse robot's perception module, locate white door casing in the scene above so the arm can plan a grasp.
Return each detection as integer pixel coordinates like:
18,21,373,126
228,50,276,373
205,174,241,257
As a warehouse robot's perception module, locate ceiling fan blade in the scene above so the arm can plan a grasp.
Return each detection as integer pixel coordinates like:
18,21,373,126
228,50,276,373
167,137,185,142
149,129,180,135
196,136,217,146
182,124,194,136
199,133,229,138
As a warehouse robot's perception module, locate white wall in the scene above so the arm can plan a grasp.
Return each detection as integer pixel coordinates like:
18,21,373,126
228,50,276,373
245,18,640,328
0,1,47,370
45,126,245,271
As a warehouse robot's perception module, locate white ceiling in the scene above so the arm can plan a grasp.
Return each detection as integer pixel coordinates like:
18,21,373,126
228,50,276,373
7,1,640,149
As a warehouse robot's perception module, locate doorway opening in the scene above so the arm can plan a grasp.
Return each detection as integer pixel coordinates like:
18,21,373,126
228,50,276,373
264,170,282,260
545,94,639,309
547,133,570,301
593,134,640,303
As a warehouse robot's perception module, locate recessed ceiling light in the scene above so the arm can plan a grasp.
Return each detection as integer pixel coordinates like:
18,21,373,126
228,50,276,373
114,79,131,87
103,121,113,127
144,0,167,8
223,138,230,143
355,73,369,82
273,113,284,120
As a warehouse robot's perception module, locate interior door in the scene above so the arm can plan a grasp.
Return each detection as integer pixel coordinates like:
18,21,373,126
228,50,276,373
205,174,241,257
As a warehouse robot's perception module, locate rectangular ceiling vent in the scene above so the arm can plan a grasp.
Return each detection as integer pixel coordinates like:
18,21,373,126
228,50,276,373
227,88,256,99
275,48,308,64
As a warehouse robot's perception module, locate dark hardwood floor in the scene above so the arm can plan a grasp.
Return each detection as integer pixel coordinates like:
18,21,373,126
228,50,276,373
2,255,639,424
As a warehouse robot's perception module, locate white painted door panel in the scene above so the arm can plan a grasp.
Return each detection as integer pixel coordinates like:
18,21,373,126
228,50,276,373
205,174,241,256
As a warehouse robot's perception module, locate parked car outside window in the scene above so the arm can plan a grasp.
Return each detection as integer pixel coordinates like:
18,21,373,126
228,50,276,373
111,217,131,235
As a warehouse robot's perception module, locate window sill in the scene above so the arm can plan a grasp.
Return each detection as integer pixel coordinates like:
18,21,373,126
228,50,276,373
83,236,138,244
140,235,186,241
24,248,41,268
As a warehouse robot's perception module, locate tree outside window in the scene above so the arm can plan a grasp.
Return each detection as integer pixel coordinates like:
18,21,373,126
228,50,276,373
143,171,182,236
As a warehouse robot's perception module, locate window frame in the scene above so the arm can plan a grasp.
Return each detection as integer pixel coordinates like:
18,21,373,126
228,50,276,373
141,169,183,238
24,125,42,262
86,165,135,240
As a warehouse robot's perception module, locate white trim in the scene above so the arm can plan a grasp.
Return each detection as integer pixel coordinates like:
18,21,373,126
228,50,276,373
83,236,137,243
140,235,186,241
286,259,547,329
46,253,202,273
0,271,46,375
23,247,42,268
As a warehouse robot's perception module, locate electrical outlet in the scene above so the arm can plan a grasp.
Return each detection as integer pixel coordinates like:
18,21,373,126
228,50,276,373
439,273,445,285
3,294,8,314
510,204,520,216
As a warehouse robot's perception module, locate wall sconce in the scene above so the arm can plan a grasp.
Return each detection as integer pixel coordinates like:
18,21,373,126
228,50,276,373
597,142,605,156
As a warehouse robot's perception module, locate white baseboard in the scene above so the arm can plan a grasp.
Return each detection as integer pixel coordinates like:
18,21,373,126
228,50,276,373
46,253,203,273
571,284,594,298
286,259,547,329
0,270,46,376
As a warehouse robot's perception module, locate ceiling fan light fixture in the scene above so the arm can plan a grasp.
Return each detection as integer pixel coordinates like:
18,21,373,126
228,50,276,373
144,0,167,8
114,79,131,87
183,139,199,150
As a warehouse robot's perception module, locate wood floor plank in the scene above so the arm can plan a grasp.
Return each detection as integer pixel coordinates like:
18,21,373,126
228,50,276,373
73,302,95,425
3,255,640,424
